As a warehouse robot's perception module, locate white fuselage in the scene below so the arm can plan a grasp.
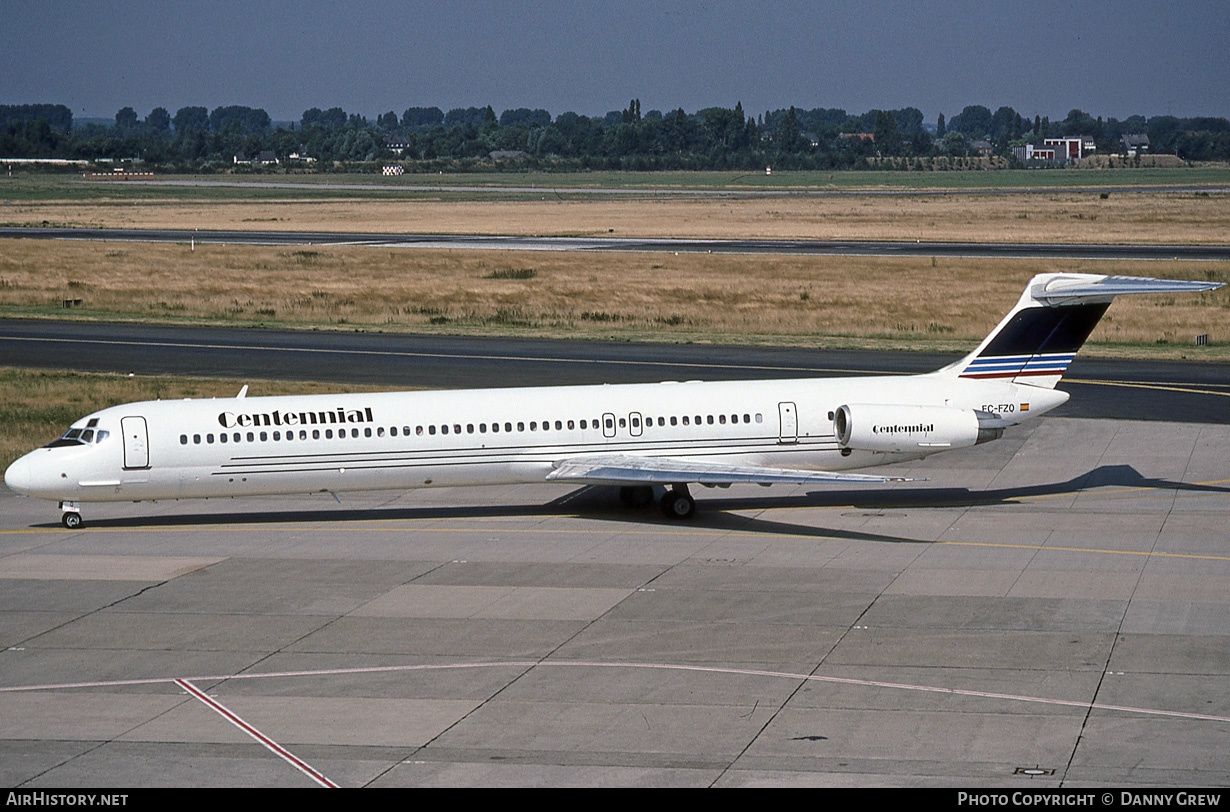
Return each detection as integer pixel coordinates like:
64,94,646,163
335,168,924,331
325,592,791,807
5,372,1066,505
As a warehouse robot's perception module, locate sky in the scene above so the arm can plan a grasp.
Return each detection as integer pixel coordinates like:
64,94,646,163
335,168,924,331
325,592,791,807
3,0,1227,125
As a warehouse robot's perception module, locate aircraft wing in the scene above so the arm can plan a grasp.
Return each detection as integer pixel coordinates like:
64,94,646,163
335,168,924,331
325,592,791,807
546,454,921,486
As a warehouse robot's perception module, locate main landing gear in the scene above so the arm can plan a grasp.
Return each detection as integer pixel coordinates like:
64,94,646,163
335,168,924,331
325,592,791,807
59,501,83,529
618,485,695,520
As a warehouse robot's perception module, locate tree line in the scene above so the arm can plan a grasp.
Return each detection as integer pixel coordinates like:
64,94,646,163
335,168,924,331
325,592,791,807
3,100,1228,171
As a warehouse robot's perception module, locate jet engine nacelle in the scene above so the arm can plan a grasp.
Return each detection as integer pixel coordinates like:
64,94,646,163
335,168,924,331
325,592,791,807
834,404,992,453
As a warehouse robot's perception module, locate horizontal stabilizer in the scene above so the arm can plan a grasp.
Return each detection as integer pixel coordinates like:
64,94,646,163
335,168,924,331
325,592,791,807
1031,274,1223,306
547,454,921,486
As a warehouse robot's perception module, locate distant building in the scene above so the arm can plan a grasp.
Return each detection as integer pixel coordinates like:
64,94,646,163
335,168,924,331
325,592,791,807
233,150,278,166
1013,143,1064,166
970,139,994,157
288,145,315,163
1043,136,1093,161
384,135,411,154
1121,134,1150,156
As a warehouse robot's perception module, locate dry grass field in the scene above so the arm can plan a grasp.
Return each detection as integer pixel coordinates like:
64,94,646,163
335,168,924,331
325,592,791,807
7,190,1229,244
2,239,1226,356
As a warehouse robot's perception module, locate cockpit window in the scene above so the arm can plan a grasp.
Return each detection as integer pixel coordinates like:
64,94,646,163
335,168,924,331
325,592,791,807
45,423,110,448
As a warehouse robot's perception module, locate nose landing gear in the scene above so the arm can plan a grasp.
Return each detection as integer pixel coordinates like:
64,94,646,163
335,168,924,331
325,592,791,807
59,501,83,529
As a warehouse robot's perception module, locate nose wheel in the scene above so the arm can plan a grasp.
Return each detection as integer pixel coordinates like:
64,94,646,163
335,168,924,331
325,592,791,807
59,502,83,529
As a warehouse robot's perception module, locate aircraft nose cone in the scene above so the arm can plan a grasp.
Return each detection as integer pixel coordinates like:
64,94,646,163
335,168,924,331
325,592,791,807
4,455,31,494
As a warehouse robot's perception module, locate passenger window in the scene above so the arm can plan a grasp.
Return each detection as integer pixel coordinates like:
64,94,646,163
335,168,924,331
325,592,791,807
707,415,714,425
180,435,188,445
260,431,268,441
518,422,525,432
429,425,437,435
670,416,677,426
467,424,474,434
743,414,750,423
219,433,227,443
580,419,587,430
417,426,424,435
364,428,372,438
567,420,574,430
377,427,384,437
530,422,537,431
247,432,254,442
682,416,689,426
719,415,726,424
389,427,396,437
352,428,359,438
555,420,562,430
755,413,763,423
618,417,626,428
505,422,512,432
194,434,201,444
207,434,215,444
453,424,461,435
442,425,449,434
313,429,321,439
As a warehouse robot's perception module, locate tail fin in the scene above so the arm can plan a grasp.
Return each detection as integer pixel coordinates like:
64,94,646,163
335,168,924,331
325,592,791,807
939,273,1223,389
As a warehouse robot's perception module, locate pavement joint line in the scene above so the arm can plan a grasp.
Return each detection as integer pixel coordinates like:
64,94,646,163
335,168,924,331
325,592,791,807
0,662,1225,726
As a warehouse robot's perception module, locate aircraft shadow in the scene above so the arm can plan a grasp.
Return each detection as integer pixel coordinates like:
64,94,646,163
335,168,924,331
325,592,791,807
40,464,1224,542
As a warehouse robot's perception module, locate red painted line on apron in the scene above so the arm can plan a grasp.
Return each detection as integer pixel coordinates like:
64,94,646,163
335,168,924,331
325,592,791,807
175,678,339,788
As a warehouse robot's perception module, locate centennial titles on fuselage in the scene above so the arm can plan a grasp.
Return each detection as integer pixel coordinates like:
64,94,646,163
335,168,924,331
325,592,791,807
218,406,375,429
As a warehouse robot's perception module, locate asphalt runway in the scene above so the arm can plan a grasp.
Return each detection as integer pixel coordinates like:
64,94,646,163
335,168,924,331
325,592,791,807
4,226,1230,260
2,319,1228,423
2,415,1228,786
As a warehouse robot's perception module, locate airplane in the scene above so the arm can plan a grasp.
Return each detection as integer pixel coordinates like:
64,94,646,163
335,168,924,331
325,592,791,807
4,272,1222,529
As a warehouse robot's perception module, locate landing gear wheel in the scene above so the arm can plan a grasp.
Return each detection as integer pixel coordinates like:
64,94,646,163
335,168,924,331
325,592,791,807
619,485,655,508
660,490,696,520
62,512,83,530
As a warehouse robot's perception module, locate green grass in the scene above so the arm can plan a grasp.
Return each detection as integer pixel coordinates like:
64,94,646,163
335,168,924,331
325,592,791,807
3,165,1229,207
